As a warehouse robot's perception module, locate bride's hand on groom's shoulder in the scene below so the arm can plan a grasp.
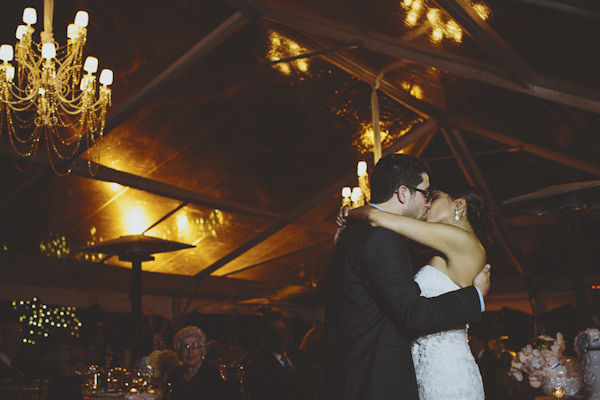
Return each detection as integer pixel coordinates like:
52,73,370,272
346,205,379,226
334,206,352,245
473,264,491,297
336,205,352,228
334,206,376,243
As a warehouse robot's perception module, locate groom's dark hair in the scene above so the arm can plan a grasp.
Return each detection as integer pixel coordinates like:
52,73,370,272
370,154,430,204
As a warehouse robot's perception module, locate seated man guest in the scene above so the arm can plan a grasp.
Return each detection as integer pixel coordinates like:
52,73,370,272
37,333,84,400
243,311,311,400
0,323,27,383
230,334,255,367
165,326,240,400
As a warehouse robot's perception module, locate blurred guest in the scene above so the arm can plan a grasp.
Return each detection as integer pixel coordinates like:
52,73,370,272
299,326,324,370
218,343,235,368
38,333,84,400
469,323,504,400
203,340,221,368
0,323,26,383
230,334,255,367
299,325,324,397
152,332,168,351
165,326,240,400
72,340,94,370
244,312,311,400
282,320,295,350
134,331,169,372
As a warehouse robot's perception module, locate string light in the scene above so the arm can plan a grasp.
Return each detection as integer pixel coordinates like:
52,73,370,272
12,297,82,343
399,0,491,44
267,31,311,76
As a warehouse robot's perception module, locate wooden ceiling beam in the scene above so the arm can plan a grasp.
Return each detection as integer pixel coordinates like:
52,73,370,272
245,1,600,113
449,118,600,177
511,0,600,20
267,22,444,120
434,0,540,88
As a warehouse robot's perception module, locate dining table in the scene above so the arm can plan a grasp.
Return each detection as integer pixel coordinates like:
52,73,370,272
83,391,161,400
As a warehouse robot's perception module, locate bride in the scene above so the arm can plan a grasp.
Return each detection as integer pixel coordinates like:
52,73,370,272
344,181,495,400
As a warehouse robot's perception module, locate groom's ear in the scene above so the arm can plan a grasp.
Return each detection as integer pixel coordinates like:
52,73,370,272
396,186,408,204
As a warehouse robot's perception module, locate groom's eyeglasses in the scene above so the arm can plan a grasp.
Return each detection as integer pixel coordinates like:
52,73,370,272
397,186,433,203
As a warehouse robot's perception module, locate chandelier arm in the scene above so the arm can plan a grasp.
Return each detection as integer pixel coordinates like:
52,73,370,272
54,65,85,104
2,69,42,105
15,39,45,73
54,39,84,81
14,38,45,73
56,97,87,112
56,92,110,114
58,102,88,115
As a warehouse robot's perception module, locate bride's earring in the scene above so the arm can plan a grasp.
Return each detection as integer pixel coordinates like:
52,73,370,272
454,209,459,221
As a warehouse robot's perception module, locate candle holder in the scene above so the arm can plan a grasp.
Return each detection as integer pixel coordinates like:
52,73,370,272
552,384,565,398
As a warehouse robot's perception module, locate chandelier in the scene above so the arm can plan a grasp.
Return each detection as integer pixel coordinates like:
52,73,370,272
0,0,112,174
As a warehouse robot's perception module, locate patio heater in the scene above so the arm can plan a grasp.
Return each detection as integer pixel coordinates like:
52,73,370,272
504,181,600,329
80,235,194,356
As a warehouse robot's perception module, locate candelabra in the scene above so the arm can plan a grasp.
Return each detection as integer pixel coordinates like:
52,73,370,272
0,0,112,174
342,161,371,207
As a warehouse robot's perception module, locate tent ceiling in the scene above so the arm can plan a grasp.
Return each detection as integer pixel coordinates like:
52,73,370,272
1,0,599,316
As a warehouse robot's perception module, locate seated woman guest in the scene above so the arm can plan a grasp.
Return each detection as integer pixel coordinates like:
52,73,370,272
165,326,240,400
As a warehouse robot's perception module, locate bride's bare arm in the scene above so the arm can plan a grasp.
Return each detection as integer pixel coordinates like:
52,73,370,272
347,207,472,255
347,206,485,287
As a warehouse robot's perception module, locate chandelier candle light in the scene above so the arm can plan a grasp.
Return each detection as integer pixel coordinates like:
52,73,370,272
0,0,112,174
342,161,371,207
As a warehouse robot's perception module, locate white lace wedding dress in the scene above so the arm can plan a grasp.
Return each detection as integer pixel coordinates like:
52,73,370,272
411,265,484,400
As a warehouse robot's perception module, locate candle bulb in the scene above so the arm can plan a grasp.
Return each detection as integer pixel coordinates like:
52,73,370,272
342,187,351,206
351,187,363,207
553,386,565,398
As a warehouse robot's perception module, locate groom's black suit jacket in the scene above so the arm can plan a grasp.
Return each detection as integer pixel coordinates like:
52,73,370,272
318,223,482,400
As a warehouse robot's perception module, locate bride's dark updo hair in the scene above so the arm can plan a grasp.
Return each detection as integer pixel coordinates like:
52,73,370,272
433,181,496,251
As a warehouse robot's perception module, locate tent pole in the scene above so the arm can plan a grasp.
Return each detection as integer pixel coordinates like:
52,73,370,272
567,216,592,329
443,125,542,316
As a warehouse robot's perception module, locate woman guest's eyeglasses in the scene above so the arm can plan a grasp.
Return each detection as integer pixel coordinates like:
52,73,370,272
179,342,203,352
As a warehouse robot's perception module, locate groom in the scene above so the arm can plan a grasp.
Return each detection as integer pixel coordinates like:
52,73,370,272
318,154,490,400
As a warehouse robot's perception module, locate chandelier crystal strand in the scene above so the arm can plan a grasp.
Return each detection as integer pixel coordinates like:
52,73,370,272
0,0,112,175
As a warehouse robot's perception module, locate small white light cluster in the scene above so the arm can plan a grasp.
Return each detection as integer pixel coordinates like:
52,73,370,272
13,297,82,344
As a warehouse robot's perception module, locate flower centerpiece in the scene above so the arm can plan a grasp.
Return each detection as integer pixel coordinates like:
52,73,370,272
510,332,582,396
511,333,566,388
146,349,182,378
